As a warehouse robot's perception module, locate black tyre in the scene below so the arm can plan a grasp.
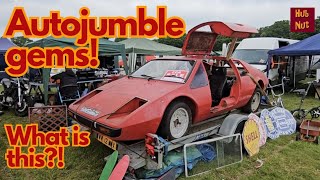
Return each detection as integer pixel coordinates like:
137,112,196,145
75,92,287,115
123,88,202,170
234,121,247,154
158,101,192,140
292,109,306,120
291,109,305,131
309,107,320,119
0,94,7,111
0,104,8,111
242,88,261,113
14,100,28,117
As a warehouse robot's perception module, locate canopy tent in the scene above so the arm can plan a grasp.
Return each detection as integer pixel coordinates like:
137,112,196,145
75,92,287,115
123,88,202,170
26,36,128,105
119,38,181,73
119,38,182,55
268,33,320,87
0,38,16,79
268,33,320,56
0,38,17,53
27,37,128,57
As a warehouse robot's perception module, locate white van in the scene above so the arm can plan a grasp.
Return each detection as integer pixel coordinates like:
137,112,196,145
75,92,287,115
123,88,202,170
231,37,308,86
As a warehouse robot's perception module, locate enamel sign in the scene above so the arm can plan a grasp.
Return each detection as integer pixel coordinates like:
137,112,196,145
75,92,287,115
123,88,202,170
269,107,296,135
242,119,260,156
260,109,280,140
248,113,267,147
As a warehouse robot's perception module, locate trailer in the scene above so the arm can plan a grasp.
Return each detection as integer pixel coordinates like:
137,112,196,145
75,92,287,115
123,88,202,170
68,21,272,178
91,107,271,178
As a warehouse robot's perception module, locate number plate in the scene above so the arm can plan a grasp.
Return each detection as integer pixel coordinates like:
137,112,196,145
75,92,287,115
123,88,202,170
96,133,118,150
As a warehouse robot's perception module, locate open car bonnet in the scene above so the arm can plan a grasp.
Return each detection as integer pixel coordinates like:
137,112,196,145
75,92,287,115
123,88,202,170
182,21,258,56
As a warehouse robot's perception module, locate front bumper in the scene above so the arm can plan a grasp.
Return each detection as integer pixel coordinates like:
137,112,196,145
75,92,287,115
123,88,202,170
69,111,122,138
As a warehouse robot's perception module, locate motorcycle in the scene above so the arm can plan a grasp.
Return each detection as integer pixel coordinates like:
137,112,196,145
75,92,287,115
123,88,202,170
0,77,34,116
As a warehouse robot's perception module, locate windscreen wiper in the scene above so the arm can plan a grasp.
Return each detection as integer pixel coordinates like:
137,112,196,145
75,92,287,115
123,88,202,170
141,74,155,80
163,75,185,80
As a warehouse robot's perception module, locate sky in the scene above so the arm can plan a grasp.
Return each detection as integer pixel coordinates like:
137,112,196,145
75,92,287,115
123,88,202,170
0,0,319,37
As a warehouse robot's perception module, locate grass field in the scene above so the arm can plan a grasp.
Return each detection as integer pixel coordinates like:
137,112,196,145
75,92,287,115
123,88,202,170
0,90,319,179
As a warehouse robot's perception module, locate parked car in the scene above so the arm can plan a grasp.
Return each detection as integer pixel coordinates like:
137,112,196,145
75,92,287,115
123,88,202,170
232,37,309,86
68,22,268,141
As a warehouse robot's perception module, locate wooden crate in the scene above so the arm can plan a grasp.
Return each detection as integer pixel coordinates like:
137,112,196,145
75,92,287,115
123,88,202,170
29,105,67,132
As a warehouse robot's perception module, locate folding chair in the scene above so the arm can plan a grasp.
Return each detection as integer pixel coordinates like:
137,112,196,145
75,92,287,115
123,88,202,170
57,84,80,105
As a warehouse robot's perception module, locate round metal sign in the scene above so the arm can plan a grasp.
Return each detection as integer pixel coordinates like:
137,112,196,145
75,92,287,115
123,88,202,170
260,109,280,140
269,107,296,135
242,119,260,156
248,113,267,147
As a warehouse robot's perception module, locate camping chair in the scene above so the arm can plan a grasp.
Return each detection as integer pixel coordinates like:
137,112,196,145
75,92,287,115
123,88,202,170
57,84,80,105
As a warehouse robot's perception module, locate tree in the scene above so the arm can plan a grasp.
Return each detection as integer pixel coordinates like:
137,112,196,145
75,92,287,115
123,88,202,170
115,38,127,42
255,18,320,40
10,36,33,47
289,17,320,40
156,34,232,51
213,36,232,51
156,34,187,48
256,20,291,39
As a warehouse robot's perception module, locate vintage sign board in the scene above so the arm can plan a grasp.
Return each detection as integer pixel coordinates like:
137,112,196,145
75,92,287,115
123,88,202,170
242,119,260,156
260,109,280,140
290,8,315,33
269,107,296,135
248,113,267,147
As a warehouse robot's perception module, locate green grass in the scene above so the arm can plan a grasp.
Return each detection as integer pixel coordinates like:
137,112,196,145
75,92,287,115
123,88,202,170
0,113,113,180
0,90,319,179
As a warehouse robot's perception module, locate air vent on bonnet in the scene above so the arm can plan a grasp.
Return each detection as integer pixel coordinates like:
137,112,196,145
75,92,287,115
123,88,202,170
107,97,147,119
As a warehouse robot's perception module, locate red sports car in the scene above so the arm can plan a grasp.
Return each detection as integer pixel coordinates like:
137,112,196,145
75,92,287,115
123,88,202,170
68,22,268,141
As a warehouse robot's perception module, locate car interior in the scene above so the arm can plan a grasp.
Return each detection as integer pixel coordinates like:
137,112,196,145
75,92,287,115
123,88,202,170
203,59,237,106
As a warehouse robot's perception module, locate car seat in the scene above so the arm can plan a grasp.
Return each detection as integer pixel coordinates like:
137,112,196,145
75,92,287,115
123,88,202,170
209,67,227,106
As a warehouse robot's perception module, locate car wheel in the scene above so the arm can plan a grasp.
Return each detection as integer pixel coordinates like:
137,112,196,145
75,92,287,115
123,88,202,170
158,101,192,140
242,88,261,113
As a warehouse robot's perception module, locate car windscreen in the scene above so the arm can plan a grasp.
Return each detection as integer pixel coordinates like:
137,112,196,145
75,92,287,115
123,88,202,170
232,49,269,64
131,60,195,83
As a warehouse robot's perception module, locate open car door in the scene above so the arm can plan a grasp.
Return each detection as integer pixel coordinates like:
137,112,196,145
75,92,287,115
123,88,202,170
183,22,259,116
182,21,258,58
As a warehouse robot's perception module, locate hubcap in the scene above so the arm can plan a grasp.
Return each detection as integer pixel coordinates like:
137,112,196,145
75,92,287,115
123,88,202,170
170,108,189,139
251,92,261,112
